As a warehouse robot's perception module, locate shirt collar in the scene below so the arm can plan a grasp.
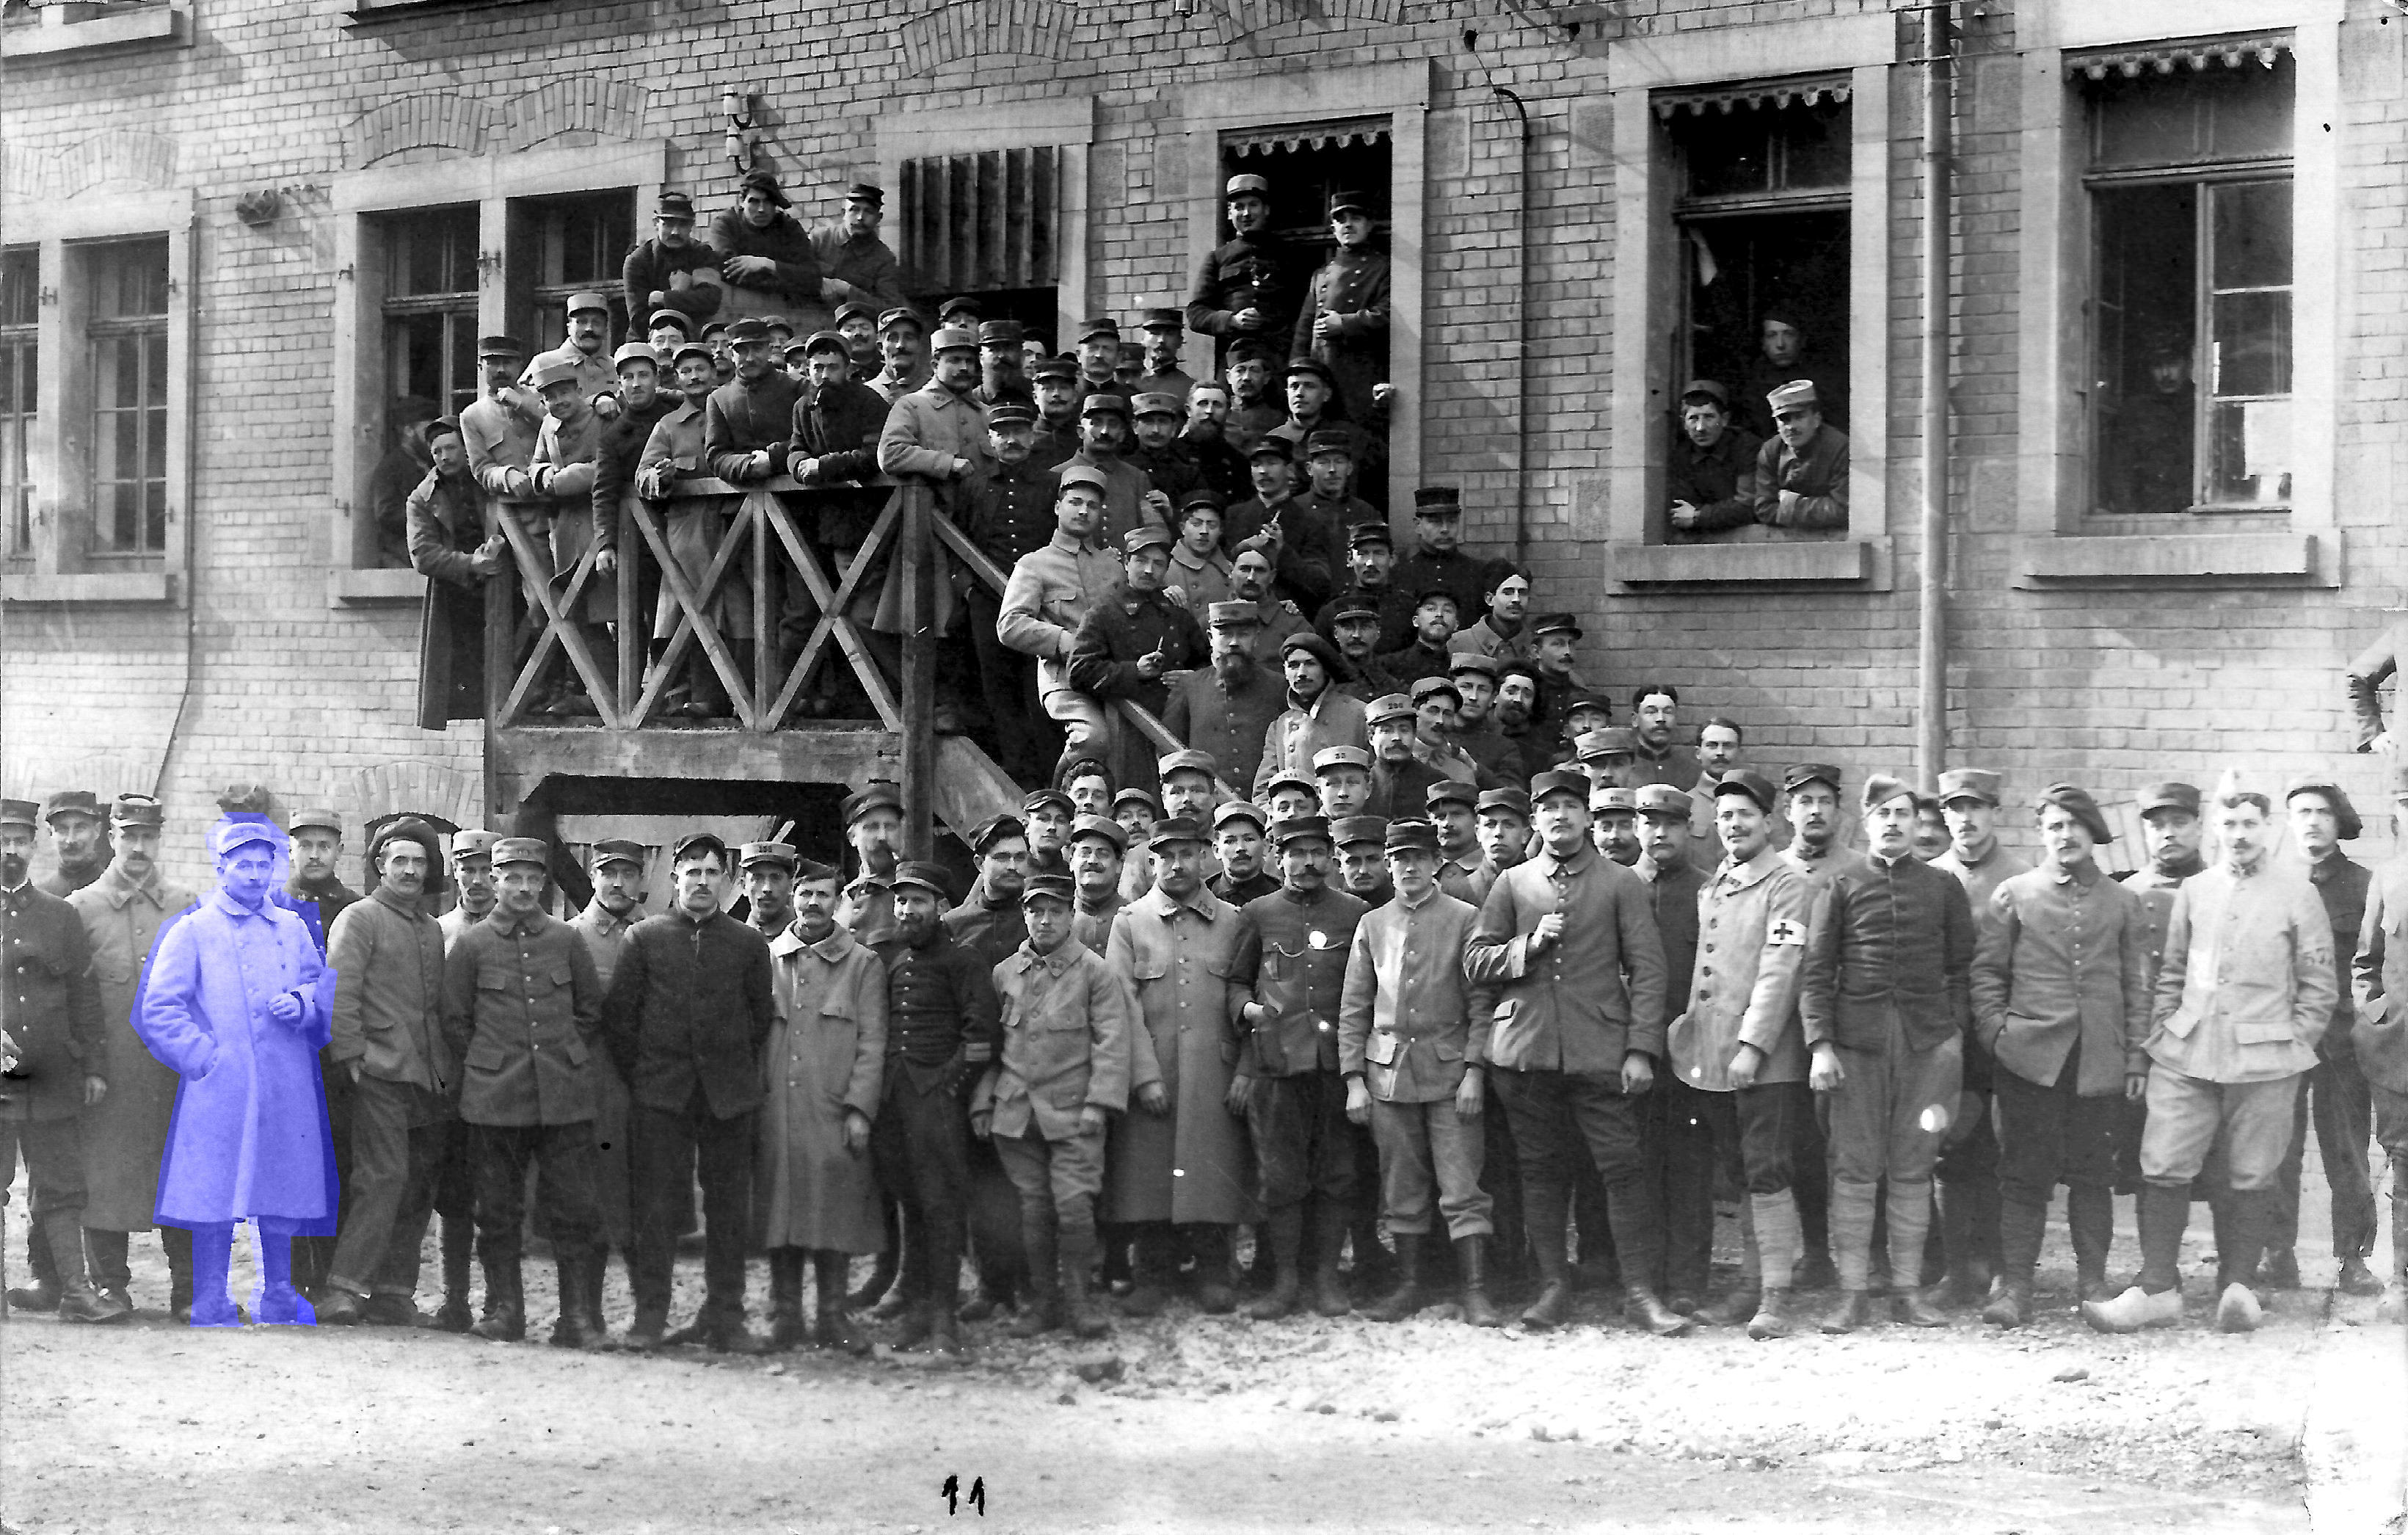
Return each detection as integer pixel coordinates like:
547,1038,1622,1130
487,908,549,938
369,885,423,918
1146,883,1221,921
208,888,270,921
2046,859,2102,889
2308,850,2355,885
1715,846,1781,890
1015,936,1086,973
1532,841,1598,879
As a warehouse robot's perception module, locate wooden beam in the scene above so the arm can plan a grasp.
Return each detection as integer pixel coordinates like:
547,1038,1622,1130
492,724,903,789
898,482,936,860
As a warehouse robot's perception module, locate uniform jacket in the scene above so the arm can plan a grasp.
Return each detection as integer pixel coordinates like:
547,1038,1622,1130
1131,442,1203,512
1318,582,1418,656
2,882,106,1122
370,445,431,568
1162,659,1284,791
327,886,451,1093
1797,852,1974,1055
1467,842,1670,1074
1267,414,1386,505
1254,686,1371,797
591,393,680,555
1338,888,1494,1103
1178,428,1251,504
407,464,491,730
531,402,614,623
1447,615,1532,663
1186,231,1302,341
790,376,890,489
2147,857,2334,1084
980,936,1135,1141
2307,851,2371,1047
1753,427,1849,533
1971,862,2152,1097
461,388,545,500
1066,581,1208,712
810,225,906,319
2347,856,2408,1096
1933,841,2034,940
1243,600,1313,673
1223,496,1338,609
1668,847,1811,1090
705,372,804,482
999,531,1121,695
1392,547,1493,628
522,344,616,410
137,890,337,1228
959,460,1061,570
1050,449,1156,549
1436,850,1496,907
621,236,724,325
1225,399,1286,458
1375,638,1457,691
942,895,1028,976
758,923,888,1253
637,400,711,486
870,926,1000,1073
1665,427,1766,540
878,379,992,485
1640,852,1708,1009
67,866,197,1226
1241,885,1367,1077
1073,890,1128,959
601,909,777,1119
1367,755,1450,823
443,909,605,1126
705,206,823,317
1167,541,1236,614
1629,742,1704,792
2120,854,2204,973
1290,245,1391,422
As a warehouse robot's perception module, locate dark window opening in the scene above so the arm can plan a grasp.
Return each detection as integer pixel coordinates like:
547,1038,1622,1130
380,203,481,423
1,246,35,559
84,238,169,556
899,148,1061,346
516,191,635,356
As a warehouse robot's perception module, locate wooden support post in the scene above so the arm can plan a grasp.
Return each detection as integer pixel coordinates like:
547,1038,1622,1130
898,482,936,860
482,528,515,828
752,486,772,727
617,493,640,722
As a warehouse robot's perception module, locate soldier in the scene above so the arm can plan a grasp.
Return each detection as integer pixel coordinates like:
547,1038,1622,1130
462,335,543,500
1271,359,1386,511
1291,190,1391,427
1673,771,1816,1339
1069,316,1127,404
1222,338,1288,458
1742,311,1847,435
1254,634,1368,799
1163,600,1284,793
1333,814,1395,908
870,307,932,404
972,871,1135,1340
1440,654,1526,791
1133,308,1196,402
1185,174,1301,361
836,300,882,380
0,799,128,1322
1626,687,1703,791
1317,522,1415,657
1129,393,1201,512
523,353,622,716
310,816,451,1329
1378,592,1463,691
567,838,646,1323
1223,542,1315,664
1467,770,1684,1336
1474,788,1532,885
1448,565,1532,664
1069,815,1133,954
1329,603,1401,703
1000,466,1122,779
973,319,1034,412
960,401,1061,782
1589,784,1643,867
1780,763,1864,886
603,832,778,1352
708,170,825,325
1969,785,2151,1327
421,829,498,1330
408,417,503,733
1391,488,1488,630
810,183,907,326
1665,380,1764,542
280,806,361,1293
2086,785,2335,1335
867,862,999,1356
35,790,110,898
1364,694,1447,822
1290,429,1381,582
1317,741,1378,824
1687,716,1745,849
520,290,620,421
1022,788,1076,882
2346,764,2408,1312
760,859,888,1354
1103,817,1258,1313
1178,383,1251,504
1491,662,1555,785
1425,780,1491,906
1632,783,1712,1312
945,818,1031,973
1050,392,1165,548
1210,801,1279,907
1339,816,1501,1327
1752,380,1848,536
1066,523,1209,739
1029,355,1083,468
1164,490,1235,614
60,796,197,1317
592,339,680,603
622,191,724,331
1798,774,1976,1333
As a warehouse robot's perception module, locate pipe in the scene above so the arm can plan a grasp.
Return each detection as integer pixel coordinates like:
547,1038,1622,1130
1496,84,1534,565
1916,4,1954,791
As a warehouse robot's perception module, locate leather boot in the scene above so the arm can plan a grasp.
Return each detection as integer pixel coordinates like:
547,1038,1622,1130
1982,1275,2034,1327
925,1302,965,1358
1621,1287,1692,1338
8,1202,61,1312
1309,1202,1352,1318
251,1230,314,1326
2067,1186,2116,1302
46,1211,130,1325
814,1252,868,1355
1698,1285,1761,1329
1886,1179,1950,1327
1456,1235,1502,1329
848,1202,902,1310
549,1257,603,1350
1120,1226,1173,1318
186,1224,243,1328
434,1216,475,1332
1007,1222,1061,1340
164,1225,194,1321
577,1248,611,1348
1061,1231,1110,1339
1989,1197,2045,1327
768,1250,810,1350
1819,1289,1873,1334
1362,1233,1423,1323
1519,1188,1576,1332
1745,1288,1796,1340
1347,1205,1392,1302
1243,1208,1304,1321
472,1262,525,1343
1190,1224,1236,1315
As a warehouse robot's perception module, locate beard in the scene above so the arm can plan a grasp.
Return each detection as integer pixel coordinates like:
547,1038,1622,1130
0,854,24,885
1496,701,1529,730
1212,650,1251,683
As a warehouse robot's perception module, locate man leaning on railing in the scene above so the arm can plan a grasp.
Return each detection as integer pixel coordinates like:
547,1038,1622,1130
636,341,751,719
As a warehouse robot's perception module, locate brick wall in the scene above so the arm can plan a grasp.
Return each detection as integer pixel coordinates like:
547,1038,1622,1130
2,0,2401,893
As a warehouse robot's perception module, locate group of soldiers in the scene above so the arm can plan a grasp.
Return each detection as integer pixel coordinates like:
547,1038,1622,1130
4,708,2400,1347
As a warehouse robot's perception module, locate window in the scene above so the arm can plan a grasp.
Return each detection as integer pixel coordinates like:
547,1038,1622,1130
84,238,169,556
1,247,34,558
380,203,481,424
517,192,633,355
2084,52,2294,515
898,148,1061,338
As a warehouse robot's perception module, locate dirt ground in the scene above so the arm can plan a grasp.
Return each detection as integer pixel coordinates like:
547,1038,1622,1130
5,1166,2396,1535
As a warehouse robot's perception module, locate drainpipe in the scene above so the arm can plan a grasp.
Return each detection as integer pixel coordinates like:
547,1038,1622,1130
1496,83,1533,565
1916,2,1956,791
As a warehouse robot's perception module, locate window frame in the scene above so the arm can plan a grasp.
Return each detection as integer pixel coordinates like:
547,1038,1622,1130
325,141,665,606
0,186,193,607
83,236,173,558
2012,0,2343,588
1,244,37,559
1,0,189,62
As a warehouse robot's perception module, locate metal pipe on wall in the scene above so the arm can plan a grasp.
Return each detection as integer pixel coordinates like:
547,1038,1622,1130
1916,2,1956,791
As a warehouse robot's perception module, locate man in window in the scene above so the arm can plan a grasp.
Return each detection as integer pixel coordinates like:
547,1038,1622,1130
1291,190,1391,429
2105,342,2195,516
708,170,825,327
622,191,723,334
1751,380,1848,537
1187,173,1302,363
1665,380,1764,545
369,396,439,570
1741,311,1845,435
521,292,620,424
809,184,906,333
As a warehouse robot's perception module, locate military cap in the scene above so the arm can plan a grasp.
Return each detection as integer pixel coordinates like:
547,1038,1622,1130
1132,392,1185,419
1057,464,1110,498
1714,769,1780,814
842,781,904,825
1412,485,1464,513
1121,523,1174,556
1590,786,1638,815
834,300,880,328
888,860,951,900
1424,780,1479,812
727,318,777,348
1270,813,1336,849
1635,784,1692,819
611,341,663,371
421,417,462,450
1157,749,1218,783
1767,380,1820,414
106,793,164,829
286,807,343,838
1134,307,1182,332
1078,391,1132,418
1530,769,1590,807
698,321,730,339
734,840,798,871
1030,355,1079,381
1284,356,1336,388
1113,787,1160,816
1077,316,1120,343
1178,489,1228,518
1147,814,1210,848
1261,768,1319,802
2,797,45,829
1528,612,1583,641
1860,772,1916,813
1447,651,1502,681
1229,337,1281,366
1280,631,1344,672
2282,775,2362,840
1304,427,1356,459
672,341,716,369
1225,173,1271,199
1326,189,1372,218
655,191,698,220
1383,819,1440,854
737,168,790,206
672,830,729,866
800,330,849,360
1022,788,1075,819
647,308,694,336
1782,763,1844,795
40,789,103,824
1678,378,1730,405
1204,600,1259,631
2135,781,2202,816
1936,768,2004,808
1212,800,1267,832
1365,693,1417,727
785,338,815,360
476,334,528,358
1069,813,1129,852
1476,788,1532,820
1313,744,1374,775
211,819,285,857
1019,871,1075,906
978,319,1025,347
1331,814,1389,848
2034,783,2116,844
492,836,550,869
876,307,926,334
845,183,886,207
450,828,499,862
566,291,610,317
530,360,583,392
938,296,983,323
1326,602,1381,628
1576,727,1635,761
588,838,645,870
930,325,979,354
1347,520,1393,550
965,815,1026,856
1409,675,1461,708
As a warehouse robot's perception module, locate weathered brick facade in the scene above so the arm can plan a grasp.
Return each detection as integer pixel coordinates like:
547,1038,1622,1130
2,0,2398,893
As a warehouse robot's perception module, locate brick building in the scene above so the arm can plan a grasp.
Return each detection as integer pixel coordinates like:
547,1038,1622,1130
1,0,2395,892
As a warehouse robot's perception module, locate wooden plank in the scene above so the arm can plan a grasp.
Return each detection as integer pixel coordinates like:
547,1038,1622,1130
627,496,756,728
763,496,903,730
492,511,619,729
495,723,903,790
931,508,1008,594
752,483,771,723
616,491,639,720
934,734,1029,846
898,483,937,860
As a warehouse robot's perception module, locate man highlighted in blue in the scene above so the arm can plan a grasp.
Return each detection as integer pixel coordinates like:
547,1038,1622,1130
138,814,338,1326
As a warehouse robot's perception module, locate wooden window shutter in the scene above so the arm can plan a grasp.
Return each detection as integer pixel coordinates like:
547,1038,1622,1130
900,146,1058,294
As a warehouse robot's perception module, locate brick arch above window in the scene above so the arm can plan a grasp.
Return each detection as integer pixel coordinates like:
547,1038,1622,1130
343,93,496,170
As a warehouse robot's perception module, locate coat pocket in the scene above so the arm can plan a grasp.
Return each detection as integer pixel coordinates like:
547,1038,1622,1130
465,1036,512,1073
2234,1017,2299,1047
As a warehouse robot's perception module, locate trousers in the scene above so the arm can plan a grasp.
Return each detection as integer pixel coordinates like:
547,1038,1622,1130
1367,1094,1491,1238
869,1065,971,1307
631,1092,754,1324
328,1075,445,1299
1246,1071,1358,1212
2269,1050,2377,1260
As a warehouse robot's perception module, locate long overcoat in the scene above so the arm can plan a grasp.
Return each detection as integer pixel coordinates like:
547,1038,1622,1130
68,866,197,1230
755,923,888,1253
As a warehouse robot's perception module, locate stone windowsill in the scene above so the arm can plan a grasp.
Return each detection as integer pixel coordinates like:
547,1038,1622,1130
346,0,541,18
1,570,177,604
2015,531,2334,588
1,2,184,59
1609,538,1885,590
328,566,427,607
